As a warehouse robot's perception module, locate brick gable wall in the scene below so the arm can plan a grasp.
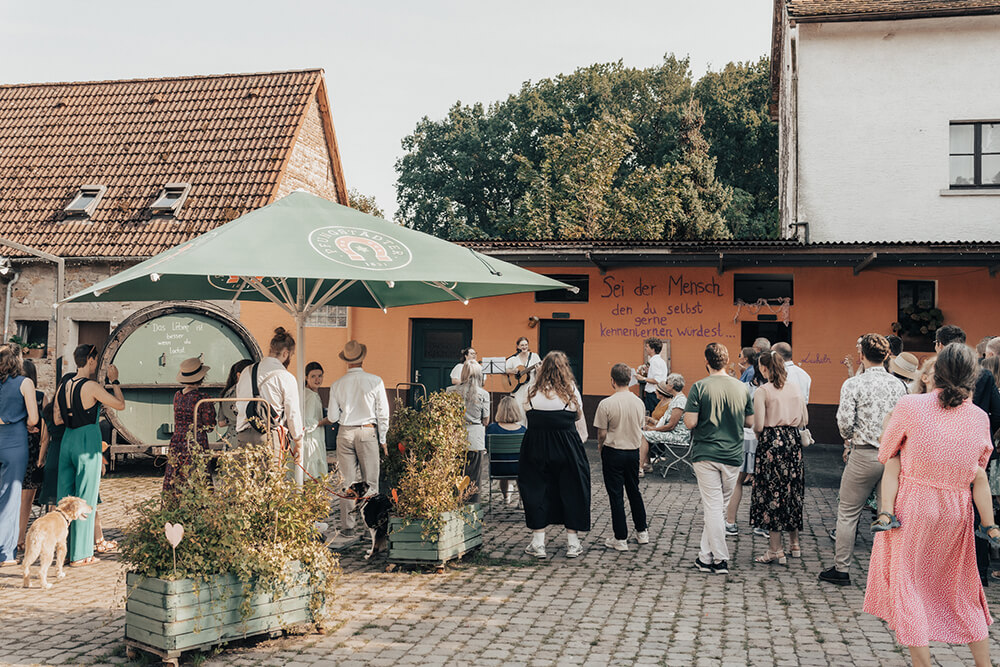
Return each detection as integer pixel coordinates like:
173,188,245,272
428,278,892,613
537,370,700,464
275,94,341,203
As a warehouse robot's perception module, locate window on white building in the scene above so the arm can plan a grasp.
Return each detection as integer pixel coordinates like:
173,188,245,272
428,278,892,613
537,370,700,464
950,122,1000,188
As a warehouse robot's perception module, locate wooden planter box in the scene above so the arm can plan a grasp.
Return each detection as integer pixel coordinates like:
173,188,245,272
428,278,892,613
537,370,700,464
125,562,322,664
23,347,45,359
388,504,482,566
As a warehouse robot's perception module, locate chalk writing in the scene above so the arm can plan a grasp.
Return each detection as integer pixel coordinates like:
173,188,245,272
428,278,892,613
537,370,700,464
601,276,625,298
667,275,723,297
601,321,731,339
799,353,832,365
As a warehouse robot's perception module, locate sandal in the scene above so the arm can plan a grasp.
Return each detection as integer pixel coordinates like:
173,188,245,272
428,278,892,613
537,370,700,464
638,468,645,478
94,539,118,554
754,549,787,565
975,524,1000,547
70,556,99,567
871,512,901,533
789,543,801,558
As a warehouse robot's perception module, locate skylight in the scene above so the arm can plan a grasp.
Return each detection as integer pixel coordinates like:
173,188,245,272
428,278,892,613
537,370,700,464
64,185,106,217
150,183,191,214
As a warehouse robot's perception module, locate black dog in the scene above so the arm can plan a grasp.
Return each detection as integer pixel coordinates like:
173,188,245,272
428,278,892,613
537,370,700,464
347,482,393,559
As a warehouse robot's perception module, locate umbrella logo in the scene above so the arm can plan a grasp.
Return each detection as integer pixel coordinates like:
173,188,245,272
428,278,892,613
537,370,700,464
309,226,412,271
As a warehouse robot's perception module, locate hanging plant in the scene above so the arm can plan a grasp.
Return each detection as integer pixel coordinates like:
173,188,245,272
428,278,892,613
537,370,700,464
892,306,944,338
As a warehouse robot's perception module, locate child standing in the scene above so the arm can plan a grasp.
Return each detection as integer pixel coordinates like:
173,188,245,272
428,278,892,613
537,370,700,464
594,363,649,551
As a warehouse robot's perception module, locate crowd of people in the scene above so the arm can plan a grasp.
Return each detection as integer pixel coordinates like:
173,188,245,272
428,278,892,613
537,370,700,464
6,317,1000,664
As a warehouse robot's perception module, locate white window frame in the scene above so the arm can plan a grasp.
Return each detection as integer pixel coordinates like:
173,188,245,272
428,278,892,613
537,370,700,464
150,183,192,214
64,184,107,217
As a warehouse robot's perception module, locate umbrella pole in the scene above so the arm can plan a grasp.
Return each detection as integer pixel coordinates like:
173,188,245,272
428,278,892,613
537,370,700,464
294,296,306,488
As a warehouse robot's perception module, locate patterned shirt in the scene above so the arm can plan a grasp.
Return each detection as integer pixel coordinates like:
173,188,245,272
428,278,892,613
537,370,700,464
837,366,907,447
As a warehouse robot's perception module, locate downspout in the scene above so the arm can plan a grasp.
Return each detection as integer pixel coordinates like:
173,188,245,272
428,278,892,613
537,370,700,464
791,30,801,239
4,271,20,340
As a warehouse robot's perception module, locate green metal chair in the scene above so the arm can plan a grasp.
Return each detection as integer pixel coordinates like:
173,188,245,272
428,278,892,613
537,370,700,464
485,432,523,512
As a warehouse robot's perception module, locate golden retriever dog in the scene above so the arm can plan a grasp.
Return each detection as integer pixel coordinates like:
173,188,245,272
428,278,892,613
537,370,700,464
22,496,92,589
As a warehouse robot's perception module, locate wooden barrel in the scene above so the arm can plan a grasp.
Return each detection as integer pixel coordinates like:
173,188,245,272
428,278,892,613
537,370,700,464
98,301,262,448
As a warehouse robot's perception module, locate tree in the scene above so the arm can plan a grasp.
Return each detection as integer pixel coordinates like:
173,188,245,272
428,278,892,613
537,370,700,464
346,188,385,219
693,57,778,238
395,54,777,240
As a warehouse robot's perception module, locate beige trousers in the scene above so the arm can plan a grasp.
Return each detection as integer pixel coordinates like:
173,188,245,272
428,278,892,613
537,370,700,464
834,446,883,573
336,426,380,531
693,460,739,563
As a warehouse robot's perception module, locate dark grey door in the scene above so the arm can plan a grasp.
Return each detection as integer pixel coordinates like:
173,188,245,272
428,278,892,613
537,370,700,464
539,319,584,389
410,319,472,403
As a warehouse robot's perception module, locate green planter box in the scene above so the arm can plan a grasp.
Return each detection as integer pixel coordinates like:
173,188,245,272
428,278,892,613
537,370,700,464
388,504,482,565
125,561,322,657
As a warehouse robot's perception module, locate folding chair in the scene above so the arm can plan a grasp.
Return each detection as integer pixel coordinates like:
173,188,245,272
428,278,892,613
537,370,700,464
485,432,523,512
652,433,694,477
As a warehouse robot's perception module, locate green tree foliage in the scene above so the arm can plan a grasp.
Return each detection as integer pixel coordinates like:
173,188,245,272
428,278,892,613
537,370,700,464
395,54,777,240
347,187,386,219
694,56,779,238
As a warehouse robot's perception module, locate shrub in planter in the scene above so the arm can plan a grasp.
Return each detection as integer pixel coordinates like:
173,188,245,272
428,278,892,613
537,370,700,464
383,391,480,558
121,445,339,655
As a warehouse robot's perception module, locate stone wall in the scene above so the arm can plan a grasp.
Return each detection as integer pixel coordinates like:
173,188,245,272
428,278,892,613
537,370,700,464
274,94,342,202
0,260,239,391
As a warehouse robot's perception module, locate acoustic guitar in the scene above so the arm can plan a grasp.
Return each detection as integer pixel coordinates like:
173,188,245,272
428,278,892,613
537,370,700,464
506,362,541,394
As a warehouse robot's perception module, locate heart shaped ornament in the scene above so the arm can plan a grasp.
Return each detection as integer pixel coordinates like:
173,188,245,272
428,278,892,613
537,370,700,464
164,522,185,548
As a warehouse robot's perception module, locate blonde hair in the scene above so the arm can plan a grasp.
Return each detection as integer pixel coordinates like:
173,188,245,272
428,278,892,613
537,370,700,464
528,351,578,409
909,357,936,394
494,396,523,424
456,360,484,406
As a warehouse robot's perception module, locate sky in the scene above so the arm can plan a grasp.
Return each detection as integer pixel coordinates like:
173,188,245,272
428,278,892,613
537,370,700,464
1,0,774,219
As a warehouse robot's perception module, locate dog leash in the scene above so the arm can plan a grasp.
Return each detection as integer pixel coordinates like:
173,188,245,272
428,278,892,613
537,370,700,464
286,450,378,501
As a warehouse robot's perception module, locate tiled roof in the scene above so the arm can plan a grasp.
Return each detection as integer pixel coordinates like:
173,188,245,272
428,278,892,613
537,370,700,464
0,69,328,257
787,0,1000,20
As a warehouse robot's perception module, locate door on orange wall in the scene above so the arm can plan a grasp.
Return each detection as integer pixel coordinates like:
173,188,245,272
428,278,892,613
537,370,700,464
410,319,472,401
539,319,584,390
741,321,792,349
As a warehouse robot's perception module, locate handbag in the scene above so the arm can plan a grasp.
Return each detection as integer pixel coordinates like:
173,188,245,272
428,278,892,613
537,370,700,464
799,427,815,448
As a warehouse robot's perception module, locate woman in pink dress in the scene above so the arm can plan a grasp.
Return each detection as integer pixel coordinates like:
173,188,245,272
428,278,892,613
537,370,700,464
864,343,994,667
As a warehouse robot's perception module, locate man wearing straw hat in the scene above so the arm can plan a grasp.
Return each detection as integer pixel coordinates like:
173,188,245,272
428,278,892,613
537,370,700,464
328,340,389,536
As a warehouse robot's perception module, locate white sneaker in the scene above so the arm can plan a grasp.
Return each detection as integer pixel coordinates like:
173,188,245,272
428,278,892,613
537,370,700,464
504,493,513,505
566,543,584,558
604,537,628,551
725,522,738,536
636,531,650,545
524,543,547,559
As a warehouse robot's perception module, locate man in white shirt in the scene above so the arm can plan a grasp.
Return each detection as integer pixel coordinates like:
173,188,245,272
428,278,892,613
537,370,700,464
635,337,669,414
328,339,390,535
772,342,811,402
235,327,304,453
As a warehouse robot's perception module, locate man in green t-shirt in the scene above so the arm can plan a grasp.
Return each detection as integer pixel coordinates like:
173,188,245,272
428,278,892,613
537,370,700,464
683,342,754,574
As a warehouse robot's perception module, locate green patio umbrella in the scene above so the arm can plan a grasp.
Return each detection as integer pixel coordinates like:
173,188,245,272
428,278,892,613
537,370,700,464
64,191,574,482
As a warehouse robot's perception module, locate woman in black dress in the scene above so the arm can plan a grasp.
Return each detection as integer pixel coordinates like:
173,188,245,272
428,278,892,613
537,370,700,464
17,359,46,553
518,351,591,559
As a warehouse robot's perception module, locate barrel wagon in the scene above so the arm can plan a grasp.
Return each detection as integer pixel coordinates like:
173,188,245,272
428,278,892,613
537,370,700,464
98,302,262,467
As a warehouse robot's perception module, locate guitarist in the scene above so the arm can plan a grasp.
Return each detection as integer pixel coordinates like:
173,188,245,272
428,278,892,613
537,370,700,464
505,337,541,424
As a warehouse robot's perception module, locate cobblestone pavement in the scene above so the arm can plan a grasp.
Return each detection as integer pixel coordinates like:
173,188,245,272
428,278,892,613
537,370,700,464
3,447,999,666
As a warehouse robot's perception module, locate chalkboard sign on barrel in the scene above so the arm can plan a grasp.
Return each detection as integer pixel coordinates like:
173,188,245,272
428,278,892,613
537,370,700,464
99,302,262,458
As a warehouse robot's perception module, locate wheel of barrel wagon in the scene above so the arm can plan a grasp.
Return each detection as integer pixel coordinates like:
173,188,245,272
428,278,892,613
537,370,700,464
98,301,262,457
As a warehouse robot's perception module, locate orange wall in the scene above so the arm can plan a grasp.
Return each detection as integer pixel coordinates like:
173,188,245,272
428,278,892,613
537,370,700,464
240,265,1000,405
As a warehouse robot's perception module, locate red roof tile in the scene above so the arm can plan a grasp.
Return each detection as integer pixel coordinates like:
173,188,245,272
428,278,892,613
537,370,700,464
787,0,1000,20
0,69,327,257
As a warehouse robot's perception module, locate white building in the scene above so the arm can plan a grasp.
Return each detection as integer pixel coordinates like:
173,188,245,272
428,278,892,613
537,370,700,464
771,0,1000,242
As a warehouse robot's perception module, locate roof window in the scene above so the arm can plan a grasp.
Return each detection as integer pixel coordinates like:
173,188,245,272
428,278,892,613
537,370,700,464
150,183,191,215
64,185,106,217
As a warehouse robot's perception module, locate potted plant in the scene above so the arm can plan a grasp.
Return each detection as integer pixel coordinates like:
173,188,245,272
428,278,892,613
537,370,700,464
383,391,482,568
121,444,338,664
892,305,944,352
8,334,45,358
